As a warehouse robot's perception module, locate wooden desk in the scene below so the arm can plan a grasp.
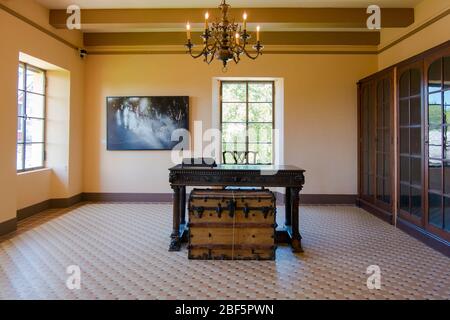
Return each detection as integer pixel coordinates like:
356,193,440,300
168,164,306,253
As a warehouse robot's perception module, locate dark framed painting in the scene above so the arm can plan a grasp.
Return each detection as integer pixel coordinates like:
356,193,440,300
106,96,189,150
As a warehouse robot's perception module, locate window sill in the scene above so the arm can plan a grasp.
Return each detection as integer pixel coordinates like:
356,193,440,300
17,167,51,176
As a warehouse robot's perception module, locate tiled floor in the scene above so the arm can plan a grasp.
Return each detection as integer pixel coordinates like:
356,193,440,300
0,203,449,300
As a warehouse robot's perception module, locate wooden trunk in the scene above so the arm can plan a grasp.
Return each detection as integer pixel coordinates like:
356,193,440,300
188,189,277,260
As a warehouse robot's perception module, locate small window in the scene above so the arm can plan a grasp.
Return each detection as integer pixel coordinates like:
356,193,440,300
221,81,274,165
17,62,46,172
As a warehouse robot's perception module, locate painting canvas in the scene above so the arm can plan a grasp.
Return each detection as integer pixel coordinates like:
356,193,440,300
107,96,189,150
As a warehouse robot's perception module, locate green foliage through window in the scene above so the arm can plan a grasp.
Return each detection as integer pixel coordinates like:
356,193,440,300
221,81,274,164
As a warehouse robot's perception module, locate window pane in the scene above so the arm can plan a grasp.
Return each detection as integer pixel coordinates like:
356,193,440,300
249,103,272,122
222,83,246,102
399,72,410,98
428,193,443,228
400,156,410,182
411,69,421,96
383,79,390,104
445,91,450,125
376,178,383,201
17,117,24,143
429,125,442,147
383,102,390,127
222,123,246,144
18,91,25,116
222,103,246,122
383,129,390,153
411,187,422,218
400,128,409,154
428,92,442,126
444,56,450,90
411,157,421,186
377,84,383,126
410,127,421,155
445,126,450,159
377,153,383,176
445,196,450,232
18,64,24,90
445,161,450,194
410,97,421,126
26,93,45,118
429,145,442,159
248,123,272,144
400,184,409,212
25,118,44,143
26,66,45,94
428,59,442,93
383,179,391,203
222,143,246,152
248,143,272,164
248,83,272,102
17,144,23,171
429,159,442,191
399,100,409,126
25,143,44,169
384,152,390,178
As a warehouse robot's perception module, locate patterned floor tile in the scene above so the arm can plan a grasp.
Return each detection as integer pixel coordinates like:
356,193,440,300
0,203,448,300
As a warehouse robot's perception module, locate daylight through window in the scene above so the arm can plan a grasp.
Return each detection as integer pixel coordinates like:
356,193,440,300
17,63,46,171
221,81,274,165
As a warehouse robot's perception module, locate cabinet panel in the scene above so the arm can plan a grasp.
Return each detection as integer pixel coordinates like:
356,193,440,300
425,52,450,240
398,66,424,223
358,70,394,213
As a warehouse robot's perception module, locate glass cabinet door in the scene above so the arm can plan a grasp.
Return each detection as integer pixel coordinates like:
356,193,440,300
398,68,423,223
426,56,450,236
361,83,375,200
375,77,392,206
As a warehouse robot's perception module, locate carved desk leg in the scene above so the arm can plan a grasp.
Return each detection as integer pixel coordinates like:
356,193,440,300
290,187,303,253
169,185,181,251
285,187,292,227
180,186,186,225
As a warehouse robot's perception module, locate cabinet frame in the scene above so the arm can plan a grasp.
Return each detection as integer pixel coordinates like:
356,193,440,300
357,68,396,219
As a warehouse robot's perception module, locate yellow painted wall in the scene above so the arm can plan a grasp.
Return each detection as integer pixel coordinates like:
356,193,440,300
378,0,450,69
0,0,84,221
83,53,377,195
1,0,449,227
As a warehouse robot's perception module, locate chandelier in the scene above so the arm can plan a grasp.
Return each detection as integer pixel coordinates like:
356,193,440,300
185,0,263,71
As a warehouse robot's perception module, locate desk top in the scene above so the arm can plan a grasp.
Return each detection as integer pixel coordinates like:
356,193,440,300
169,164,305,172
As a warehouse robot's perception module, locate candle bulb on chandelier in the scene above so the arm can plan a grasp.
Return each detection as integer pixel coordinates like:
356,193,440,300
235,32,240,45
243,12,247,30
186,22,191,40
256,25,260,42
204,12,209,30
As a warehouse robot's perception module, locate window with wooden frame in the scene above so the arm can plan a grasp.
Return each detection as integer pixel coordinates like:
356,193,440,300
220,81,274,165
17,62,46,172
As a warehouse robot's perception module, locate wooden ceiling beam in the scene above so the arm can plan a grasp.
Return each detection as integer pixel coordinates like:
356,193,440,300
50,8,414,30
83,31,380,47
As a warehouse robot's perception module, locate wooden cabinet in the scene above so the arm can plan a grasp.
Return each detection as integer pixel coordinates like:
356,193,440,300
358,41,450,247
358,69,395,220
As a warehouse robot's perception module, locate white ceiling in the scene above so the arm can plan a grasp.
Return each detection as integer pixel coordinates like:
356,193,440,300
36,0,422,9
